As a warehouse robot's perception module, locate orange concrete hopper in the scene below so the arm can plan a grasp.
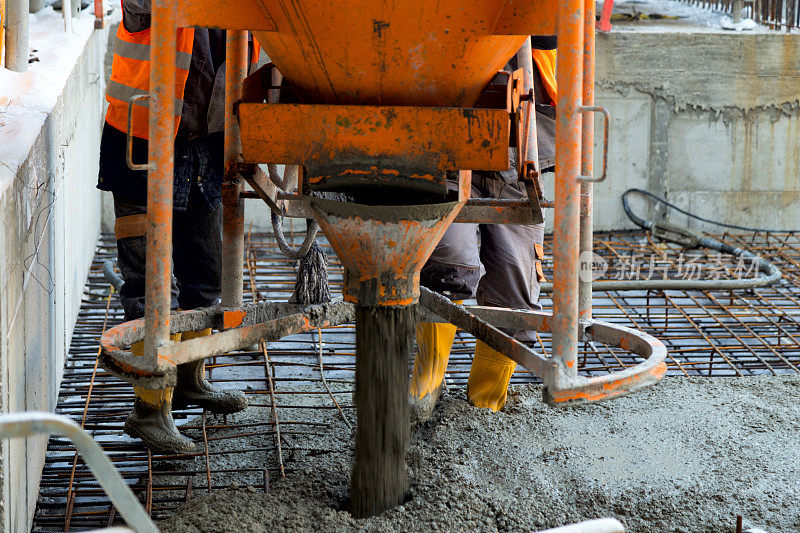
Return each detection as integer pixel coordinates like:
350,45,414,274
234,1,554,306
236,0,555,194
251,1,546,107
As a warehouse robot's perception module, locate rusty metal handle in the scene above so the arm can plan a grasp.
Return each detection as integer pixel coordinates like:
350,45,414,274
578,105,609,183
126,94,152,172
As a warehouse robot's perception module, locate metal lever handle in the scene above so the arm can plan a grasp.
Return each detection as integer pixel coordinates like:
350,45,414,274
126,94,152,171
578,105,609,183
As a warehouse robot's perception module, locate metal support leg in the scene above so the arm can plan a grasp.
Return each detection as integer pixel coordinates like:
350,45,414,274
144,0,177,365
550,0,584,389
579,0,596,320
221,31,249,307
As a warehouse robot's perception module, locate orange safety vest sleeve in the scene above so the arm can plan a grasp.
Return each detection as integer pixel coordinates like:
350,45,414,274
532,48,557,106
105,24,195,140
106,28,260,141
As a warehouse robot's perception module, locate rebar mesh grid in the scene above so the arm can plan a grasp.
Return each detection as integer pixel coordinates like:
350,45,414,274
31,229,800,531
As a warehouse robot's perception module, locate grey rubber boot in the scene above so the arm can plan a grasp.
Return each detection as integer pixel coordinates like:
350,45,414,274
172,360,249,414
124,398,196,455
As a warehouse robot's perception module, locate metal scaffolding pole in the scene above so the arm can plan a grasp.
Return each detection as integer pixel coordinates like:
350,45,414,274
579,0,596,320
4,0,28,72
551,0,585,387
221,31,249,307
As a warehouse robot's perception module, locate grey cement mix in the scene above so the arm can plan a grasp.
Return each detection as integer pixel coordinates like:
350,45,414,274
159,376,800,532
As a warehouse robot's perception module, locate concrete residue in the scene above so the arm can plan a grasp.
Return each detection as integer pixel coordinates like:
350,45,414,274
595,28,800,121
159,376,800,532
597,80,800,124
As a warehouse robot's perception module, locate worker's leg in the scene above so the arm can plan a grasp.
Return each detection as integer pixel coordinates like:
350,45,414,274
467,172,546,412
410,219,480,420
171,194,248,414
113,194,195,454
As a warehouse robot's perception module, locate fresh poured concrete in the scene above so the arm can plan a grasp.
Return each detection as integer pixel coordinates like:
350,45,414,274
159,376,800,532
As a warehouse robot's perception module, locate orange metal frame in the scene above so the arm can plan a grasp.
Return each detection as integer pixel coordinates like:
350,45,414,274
102,0,667,406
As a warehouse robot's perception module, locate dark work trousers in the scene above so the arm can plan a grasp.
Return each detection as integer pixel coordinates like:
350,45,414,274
113,191,222,321
420,164,546,343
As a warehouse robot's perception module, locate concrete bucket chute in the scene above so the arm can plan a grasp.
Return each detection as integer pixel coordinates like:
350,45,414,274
96,0,669,523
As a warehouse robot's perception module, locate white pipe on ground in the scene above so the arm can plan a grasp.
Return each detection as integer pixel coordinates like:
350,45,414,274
538,518,626,533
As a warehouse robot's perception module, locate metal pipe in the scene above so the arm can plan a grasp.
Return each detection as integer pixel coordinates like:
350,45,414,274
579,0,596,319
94,0,105,28
0,412,158,533
732,0,743,23
63,0,73,33
551,0,584,386
221,31,249,307
515,38,540,172
143,0,177,366
4,0,28,72
103,259,124,292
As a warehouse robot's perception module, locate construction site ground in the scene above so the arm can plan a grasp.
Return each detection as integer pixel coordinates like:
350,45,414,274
32,230,800,532
158,376,800,533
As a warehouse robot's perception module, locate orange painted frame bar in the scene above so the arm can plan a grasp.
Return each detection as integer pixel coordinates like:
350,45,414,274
239,104,510,173
142,0,177,368
550,0,585,389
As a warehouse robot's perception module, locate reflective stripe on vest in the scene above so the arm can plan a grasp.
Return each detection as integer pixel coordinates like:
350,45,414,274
104,22,195,140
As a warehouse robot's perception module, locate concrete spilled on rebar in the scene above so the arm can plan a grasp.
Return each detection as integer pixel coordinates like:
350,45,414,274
158,375,800,532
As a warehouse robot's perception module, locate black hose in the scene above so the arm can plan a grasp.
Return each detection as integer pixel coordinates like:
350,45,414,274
622,188,800,233
587,188,784,291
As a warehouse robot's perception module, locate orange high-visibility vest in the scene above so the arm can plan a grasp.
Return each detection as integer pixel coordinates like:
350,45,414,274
105,20,261,140
532,49,557,106
105,23,195,140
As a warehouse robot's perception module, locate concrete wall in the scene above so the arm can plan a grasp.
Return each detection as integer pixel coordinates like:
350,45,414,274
543,29,800,233
0,24,111,533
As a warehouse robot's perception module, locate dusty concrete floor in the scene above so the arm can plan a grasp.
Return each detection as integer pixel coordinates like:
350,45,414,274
159,376,800,532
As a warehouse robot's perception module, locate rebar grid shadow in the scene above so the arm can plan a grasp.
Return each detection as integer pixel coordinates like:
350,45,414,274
32,230,800,530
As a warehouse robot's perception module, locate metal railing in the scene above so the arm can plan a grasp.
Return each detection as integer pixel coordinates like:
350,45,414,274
3,0,105,72
679,0,799,30
0,412,158,533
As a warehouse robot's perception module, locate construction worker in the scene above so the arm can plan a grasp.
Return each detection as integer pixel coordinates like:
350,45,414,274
410,37,558,419
98,1,257,453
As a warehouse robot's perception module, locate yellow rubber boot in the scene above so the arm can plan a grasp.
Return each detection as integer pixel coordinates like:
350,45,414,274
125,334,196,454
467,341,517,412
173,329,248,414
410,322,458,399
409,311,460,421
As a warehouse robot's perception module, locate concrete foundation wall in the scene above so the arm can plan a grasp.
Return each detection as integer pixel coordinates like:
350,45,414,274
0,25,111,533
544,30,800,233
